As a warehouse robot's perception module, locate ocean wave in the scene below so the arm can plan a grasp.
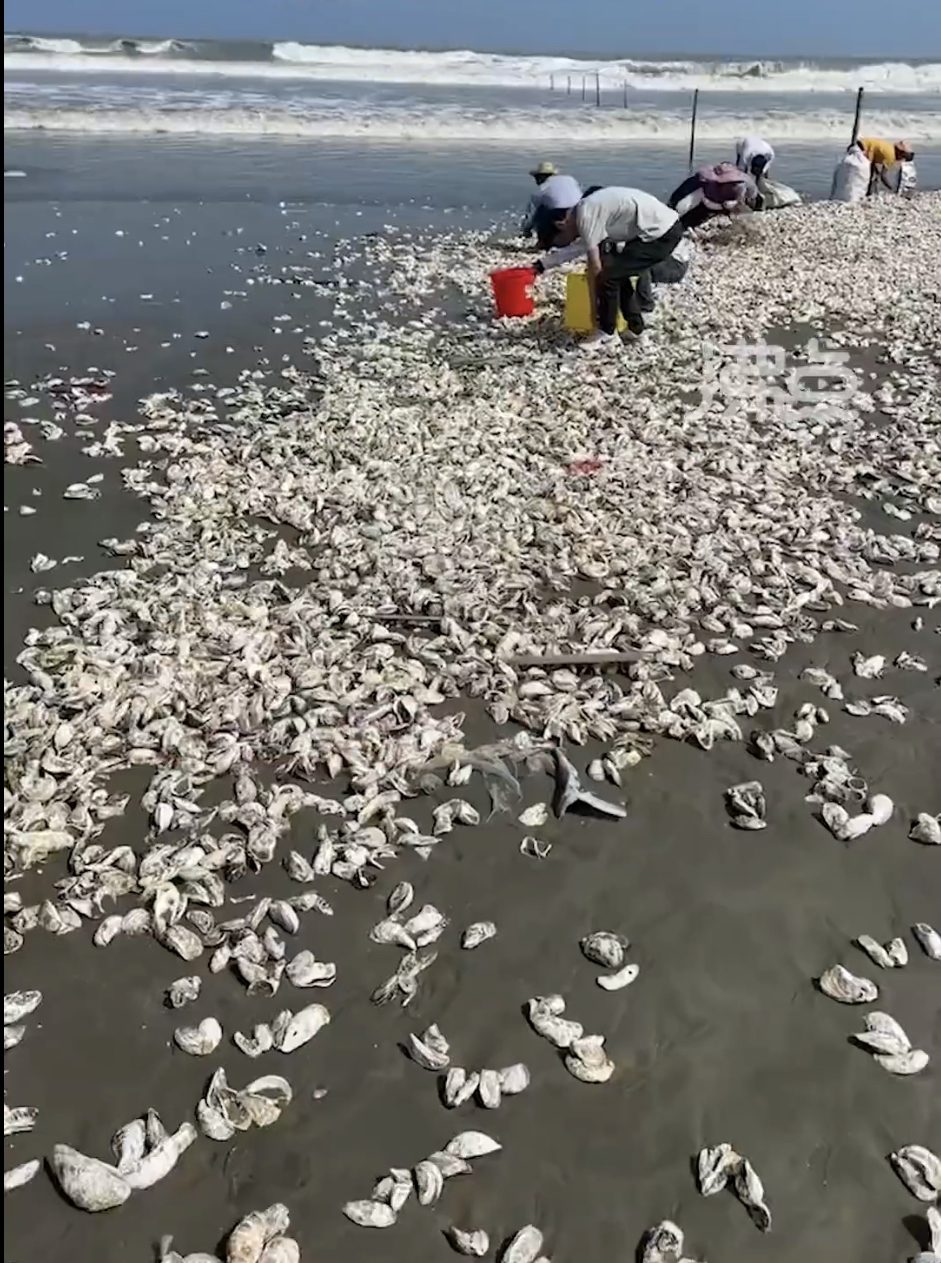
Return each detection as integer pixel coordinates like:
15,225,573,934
6,103,939,142
4,35,194,57
4,38,941,94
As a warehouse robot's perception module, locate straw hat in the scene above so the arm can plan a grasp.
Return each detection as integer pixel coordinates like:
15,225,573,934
530,161,557,177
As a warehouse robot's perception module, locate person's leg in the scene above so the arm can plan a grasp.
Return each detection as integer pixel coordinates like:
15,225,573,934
612,223,685,280
750,154,769,180
594,259,622,335
634,270,655,312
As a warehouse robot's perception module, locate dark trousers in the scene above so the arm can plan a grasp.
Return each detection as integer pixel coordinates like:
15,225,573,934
596,221,684,334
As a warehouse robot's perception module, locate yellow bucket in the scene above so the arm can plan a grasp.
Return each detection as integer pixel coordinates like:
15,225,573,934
564,270,630,334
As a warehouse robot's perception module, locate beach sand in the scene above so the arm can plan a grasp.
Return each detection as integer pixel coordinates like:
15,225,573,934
4,189,940,1263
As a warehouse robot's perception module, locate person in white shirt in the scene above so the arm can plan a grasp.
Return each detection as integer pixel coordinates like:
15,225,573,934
534,186,684,349
735,134,775,180
522,162,583,247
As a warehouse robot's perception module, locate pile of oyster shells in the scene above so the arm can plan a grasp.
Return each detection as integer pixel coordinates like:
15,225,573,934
4,195,940,1259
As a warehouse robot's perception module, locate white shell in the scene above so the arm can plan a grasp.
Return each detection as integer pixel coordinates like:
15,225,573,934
518,803,549,827
461,921,497,950
49,1144,131,1211
447,1227,490,1256
873,1048,930,1075
500,1225,544,1263
912,923,941,960
445,1130,502,1159
890,1145,941,1202
343,1199,396,1228
174,1018,223,1056
272,1004,330,1053
597,961,640,991
910,813,941,845
817,964,878,1004
867,793,894,825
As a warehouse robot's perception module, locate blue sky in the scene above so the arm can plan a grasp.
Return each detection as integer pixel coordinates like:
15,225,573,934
5,0,940,58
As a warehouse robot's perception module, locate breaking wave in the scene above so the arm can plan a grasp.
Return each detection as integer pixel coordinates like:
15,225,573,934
6,103,939,142
4,36,941,94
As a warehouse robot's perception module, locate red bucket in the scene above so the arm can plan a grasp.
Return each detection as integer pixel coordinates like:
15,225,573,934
490,266,535,318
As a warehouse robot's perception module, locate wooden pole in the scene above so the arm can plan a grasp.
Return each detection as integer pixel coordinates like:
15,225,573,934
595,72,601,107
550,74,555,91
850,86,864,146
567,75,572,95
622,81,628,108
687,88,700,172
581,76,586,102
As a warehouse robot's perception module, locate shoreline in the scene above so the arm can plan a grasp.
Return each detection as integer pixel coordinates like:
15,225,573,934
4,194,940,1263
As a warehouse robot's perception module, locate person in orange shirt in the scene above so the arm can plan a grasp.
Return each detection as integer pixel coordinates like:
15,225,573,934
857,137,914,194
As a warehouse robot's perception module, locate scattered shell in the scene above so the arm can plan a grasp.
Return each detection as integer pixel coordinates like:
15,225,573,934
343,1199,397,1228
564,1033,615,1084
697,1144,770,1230
818,964,878,1004
725,781,767,830
553,749,627,819
909,814,941,845
890,1145,941,1202
444,1131,502,1160
408,1027,450,1072
4,1158,41,1192
413,1159,445,1206
4,990,42,1025
639,1220,694,1263
461,921,497,950
518,803,549,827
173,1018,223,1056
497,1063,530,1095
447,1226,490,1257
580,932,628,970
500,1225,544,1263
49,1145,131,1212
166,976,202,1009
852,652,885,678
443,1068,480,1108
272,1004,330,1053
912,923,941,960
527,994,584,1049
597,962,640,991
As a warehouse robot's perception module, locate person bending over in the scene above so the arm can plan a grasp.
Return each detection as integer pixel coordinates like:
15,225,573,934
857,137,914,196
535,186,683,350
522,162,583,247
735,134,775,180
668,163,758,229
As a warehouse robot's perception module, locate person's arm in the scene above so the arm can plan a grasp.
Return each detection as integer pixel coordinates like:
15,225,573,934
585,245,602,330
534,241,588,274
521,193,540,235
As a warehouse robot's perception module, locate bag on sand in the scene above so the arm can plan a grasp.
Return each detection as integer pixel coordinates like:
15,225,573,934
756,175,802,210
830,148,871,203
897,160,918,197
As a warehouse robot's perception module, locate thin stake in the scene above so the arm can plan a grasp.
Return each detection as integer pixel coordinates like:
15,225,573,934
567,75,572,95
581,76,586,102
550,74,555,91
850,86,865,146
595,72,601,107
688,88,700,172
622,80,628,108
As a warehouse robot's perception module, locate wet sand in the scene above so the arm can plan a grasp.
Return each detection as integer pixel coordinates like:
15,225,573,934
4,196,940,1263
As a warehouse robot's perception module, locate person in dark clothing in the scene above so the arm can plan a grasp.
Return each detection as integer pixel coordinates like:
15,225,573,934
668,163,758,229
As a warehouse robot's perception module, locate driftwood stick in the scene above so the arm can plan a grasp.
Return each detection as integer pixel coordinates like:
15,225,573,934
510,650,650,667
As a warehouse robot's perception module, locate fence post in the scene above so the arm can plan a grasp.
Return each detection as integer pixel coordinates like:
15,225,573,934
581,76,586,102
567,75,571,95
595,72,601,107
850,87,864,146
622,81,627,108
687,88,700,172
